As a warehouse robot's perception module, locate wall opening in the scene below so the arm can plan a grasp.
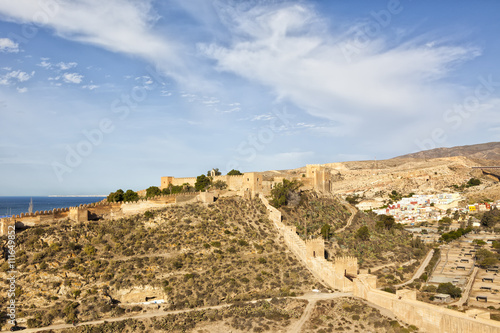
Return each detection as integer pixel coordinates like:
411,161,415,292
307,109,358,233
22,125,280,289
313,251,316,258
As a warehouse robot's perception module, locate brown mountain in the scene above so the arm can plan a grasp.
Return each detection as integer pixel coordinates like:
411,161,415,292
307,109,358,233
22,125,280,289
395,142,500,161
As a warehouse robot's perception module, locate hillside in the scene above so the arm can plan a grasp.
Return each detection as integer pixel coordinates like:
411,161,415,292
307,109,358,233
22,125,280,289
0,198,317,327
0,196,418,332
395,141,500,161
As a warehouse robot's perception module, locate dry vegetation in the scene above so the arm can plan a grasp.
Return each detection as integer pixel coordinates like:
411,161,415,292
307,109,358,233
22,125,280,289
303,298,419,333
334,211,429,269
279,192,352,237
54,298,307,333
0,198,317,328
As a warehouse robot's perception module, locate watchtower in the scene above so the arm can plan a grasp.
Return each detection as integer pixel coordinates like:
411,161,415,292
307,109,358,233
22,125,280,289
306,238,325,259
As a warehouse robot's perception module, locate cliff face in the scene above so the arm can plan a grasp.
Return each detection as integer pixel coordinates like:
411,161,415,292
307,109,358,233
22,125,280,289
395,141,500,161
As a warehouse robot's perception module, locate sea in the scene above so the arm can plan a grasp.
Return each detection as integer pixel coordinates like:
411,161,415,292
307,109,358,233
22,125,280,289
0,196,107,217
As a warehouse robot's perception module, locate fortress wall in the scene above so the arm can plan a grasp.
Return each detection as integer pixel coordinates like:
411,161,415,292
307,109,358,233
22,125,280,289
259,194,355,292
353,275,500,333
175,193,198,204
0,208,73,233
223,175,244,191
0,218,14,237
161,177,196,189
121,200,170,215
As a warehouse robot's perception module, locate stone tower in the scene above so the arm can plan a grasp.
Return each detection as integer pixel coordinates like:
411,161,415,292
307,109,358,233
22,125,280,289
305,238,325,259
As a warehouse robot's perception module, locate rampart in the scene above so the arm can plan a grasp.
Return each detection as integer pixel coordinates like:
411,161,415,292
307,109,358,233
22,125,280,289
259,192,500,332
0,192,211,236
353,274,500,332
258,194,356,292
161,172,265,198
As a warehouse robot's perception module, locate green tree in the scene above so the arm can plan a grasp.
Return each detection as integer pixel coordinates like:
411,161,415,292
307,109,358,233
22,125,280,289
473,239,486,247
467,178,481,187
356,226,370,241
376,215,396,230
481,208,500,228
475,248,499,268
145,186,161,198
207,168,221,176
439,217,452,225
227,169,243,175
123,189,139,202
107,189,124,202
195,174,211,191
212,180,227,190
321,224,331,240
270,179,301,208
436,282,461,298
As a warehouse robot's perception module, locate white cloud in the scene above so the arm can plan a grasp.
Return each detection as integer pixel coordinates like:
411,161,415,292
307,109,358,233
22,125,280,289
62,72,83,84
38,60,78,71
202,97,220,105
0,0,183,78
38,60,52,69
219,107,241,113
0,37,19,53
202,3,483,136
135,76,153,85
0,70,34,86
251,114,274,121
16,87,27,93
57,62,77,70
82,84,98,90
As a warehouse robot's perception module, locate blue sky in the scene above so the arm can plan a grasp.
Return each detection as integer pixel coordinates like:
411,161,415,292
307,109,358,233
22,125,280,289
1,0,500,196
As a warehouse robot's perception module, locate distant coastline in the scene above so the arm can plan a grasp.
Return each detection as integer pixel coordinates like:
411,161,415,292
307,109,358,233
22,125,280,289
48,195,107,197
0,196,106,217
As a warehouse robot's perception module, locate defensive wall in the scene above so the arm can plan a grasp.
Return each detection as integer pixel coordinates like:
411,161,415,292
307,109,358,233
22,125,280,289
258,194,357,292
259,192,500,332
0,192,206,236
353,275,500,332
161,172,265,198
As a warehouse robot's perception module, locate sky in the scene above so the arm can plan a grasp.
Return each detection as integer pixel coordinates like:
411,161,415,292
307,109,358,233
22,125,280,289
1,0,500,196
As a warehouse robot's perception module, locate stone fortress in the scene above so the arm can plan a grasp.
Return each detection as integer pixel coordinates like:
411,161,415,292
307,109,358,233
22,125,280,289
2,158,500,332
160,163,334,198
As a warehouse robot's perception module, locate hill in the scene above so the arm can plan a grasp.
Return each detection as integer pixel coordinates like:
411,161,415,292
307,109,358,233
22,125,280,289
395,141,500,161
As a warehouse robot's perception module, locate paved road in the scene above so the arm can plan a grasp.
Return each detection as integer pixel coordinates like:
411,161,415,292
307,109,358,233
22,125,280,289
394,249,434,288
2,292,352,333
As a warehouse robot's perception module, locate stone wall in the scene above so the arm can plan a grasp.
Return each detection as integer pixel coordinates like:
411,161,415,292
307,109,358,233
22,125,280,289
353,274,500,333
258,194,356,292
161,172,265,198
0,207,73,235
69,207,88,223
0,193,209,237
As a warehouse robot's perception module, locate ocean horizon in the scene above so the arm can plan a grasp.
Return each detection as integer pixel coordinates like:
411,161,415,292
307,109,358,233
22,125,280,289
0,196,106,217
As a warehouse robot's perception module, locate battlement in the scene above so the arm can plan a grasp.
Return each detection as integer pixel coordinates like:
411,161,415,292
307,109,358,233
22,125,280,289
305,238,325,258
69,207,88,223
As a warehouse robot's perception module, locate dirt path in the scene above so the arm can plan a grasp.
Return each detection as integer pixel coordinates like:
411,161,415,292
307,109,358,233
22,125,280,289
4,303,233,333
334,196,357,234
289,300,316,333
4,292,352,333
394,249,434,288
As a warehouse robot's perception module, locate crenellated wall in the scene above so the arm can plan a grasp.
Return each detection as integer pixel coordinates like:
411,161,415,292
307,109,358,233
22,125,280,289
258,194,356,292
0,193,213,236
353,274,500,333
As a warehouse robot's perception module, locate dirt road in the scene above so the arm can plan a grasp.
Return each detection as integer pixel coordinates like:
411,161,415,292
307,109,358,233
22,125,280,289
394,249,434,288
3,292,352,333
